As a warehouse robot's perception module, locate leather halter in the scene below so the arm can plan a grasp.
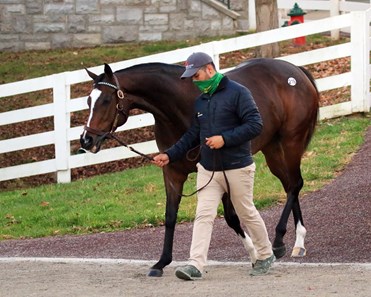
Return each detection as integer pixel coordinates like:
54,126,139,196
84,74,128,136
82,75,154,161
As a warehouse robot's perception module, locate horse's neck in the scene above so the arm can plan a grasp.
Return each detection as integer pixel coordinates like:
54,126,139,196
134,91,193,130
123,71,196,129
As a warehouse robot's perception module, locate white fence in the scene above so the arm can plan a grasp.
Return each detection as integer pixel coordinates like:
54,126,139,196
0,9,370,184
248,0,371,31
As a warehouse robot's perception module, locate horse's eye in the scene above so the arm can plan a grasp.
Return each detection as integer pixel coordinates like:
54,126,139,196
101,96,112,106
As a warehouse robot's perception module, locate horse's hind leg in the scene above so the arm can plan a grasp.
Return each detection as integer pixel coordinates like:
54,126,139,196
262,140,307,259
283,137,307,258
291,199,307,257
222,194,257,264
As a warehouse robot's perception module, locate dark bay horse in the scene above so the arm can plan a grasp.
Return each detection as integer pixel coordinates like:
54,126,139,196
80,59,319,276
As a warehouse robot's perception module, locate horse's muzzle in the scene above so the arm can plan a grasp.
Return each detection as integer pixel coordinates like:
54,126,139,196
80,133,94,151
79,134,101,154
80,130,109,153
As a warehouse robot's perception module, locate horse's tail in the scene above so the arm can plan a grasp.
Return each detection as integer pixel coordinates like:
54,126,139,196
299,66,319,96
299,66,320,149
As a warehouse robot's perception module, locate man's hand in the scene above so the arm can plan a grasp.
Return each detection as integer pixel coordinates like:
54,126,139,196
205,136,224,149
152,153,170,167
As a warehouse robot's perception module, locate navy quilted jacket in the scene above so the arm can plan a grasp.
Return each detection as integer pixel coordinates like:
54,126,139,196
166,76,263,171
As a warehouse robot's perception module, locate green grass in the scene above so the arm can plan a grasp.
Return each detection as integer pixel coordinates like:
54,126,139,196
0,114,369,240
0,38,224,84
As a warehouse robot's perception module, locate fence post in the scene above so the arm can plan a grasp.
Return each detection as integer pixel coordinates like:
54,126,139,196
350,10,370,113
330,0,340,40
53,73,71,183
249,0,257,30
210,41,221,71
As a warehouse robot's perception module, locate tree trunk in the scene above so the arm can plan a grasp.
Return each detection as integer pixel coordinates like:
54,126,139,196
255,0,280,58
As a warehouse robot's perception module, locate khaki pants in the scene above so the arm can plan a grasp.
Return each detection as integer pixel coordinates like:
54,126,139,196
189,163,272,272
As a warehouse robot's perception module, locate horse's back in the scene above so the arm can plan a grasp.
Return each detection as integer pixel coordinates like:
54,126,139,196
226,58,319,153
228,58,318,107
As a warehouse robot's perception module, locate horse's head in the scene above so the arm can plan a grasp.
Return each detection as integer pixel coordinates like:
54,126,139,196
80,63,132,153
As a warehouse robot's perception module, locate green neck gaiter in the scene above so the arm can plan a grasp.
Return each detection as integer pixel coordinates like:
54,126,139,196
194,72,224,95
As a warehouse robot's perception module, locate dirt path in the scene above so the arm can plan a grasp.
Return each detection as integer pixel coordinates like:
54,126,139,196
0,127,370,296
0,259,370,297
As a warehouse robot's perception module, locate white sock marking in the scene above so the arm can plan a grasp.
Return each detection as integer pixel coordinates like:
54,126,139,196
294,221,307,249
240,232,257,263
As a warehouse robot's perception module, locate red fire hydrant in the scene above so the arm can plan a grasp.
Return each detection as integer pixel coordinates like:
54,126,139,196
284,3,306,46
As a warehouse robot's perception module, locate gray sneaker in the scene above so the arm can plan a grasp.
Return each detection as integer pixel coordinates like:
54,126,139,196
175,265,202,280
249,254,275,276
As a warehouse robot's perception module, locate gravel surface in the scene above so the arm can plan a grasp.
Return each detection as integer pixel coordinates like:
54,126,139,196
0,260,370,297
0,127,370,297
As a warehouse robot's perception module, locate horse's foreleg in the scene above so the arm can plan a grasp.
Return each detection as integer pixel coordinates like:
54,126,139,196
148,202,179,277
148,171,184,277
222,194,257,264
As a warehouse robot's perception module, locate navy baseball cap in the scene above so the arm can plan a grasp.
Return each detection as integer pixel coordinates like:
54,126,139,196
181,52,213,79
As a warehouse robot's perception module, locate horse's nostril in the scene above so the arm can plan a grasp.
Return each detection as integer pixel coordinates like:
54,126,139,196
80,135,93,149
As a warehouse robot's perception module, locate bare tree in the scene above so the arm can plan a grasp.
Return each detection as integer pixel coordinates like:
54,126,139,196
255,0,280,57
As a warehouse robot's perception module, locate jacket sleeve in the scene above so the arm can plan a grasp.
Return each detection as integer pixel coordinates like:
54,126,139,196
165,115,201,163
221,87,263,147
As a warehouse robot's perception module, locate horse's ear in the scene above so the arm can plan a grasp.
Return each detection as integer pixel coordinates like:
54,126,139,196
85,68,97,80
104,63,114,78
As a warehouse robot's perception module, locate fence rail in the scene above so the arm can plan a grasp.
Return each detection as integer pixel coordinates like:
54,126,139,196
0,9,370,184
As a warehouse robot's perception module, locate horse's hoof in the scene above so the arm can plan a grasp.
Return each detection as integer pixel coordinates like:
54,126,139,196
291,247,306,257
147,268,163,277
273,245,286,259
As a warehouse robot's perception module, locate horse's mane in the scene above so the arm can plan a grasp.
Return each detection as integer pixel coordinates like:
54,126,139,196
116,62,185,75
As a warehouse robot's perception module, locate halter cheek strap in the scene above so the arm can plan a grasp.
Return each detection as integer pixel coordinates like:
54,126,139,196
112,74,125,99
